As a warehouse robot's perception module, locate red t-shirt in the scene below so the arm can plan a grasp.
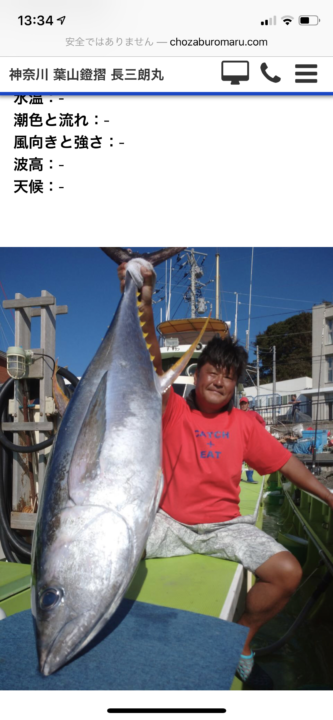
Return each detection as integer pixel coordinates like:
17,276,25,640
250,410,266,427
160,389,291,525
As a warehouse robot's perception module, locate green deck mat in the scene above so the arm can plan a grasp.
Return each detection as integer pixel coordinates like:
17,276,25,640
0,561,31,617
0,561,31,601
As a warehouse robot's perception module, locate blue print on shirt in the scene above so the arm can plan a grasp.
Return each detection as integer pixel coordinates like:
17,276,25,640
195,429,229,460
195,430,229,439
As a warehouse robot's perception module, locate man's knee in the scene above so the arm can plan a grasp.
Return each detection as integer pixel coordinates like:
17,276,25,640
256,551,302,594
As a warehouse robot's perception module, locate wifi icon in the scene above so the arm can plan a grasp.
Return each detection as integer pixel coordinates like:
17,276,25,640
281,16,294,25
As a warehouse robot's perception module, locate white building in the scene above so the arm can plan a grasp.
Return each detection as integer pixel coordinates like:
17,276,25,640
309,302,333,421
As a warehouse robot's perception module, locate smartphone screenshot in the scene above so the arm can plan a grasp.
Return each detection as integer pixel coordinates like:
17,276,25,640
0,2,332,717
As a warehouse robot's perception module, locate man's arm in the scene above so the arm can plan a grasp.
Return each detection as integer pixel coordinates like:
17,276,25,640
118,262,171,413
280,455,333,510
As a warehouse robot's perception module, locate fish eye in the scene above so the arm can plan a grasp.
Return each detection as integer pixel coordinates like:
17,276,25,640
39,587,64,611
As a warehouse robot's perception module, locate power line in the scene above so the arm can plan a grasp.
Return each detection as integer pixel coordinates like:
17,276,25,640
221,290,317,304
239,309,312,323
168,288,313,316
0,303,15,340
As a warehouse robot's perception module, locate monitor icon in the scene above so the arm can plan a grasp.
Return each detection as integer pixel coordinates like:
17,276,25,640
221,61,249,85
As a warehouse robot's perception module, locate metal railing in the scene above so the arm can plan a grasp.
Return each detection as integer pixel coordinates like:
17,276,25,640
248,399,332,426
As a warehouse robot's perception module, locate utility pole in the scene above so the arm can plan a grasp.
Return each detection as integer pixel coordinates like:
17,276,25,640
234,292,238,340
272,345,276,423
190,249,196,318
186,248,207,318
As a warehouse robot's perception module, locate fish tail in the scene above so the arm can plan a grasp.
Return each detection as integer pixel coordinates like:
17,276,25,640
158,314,212,394
101,247,186,267
53,360,70,418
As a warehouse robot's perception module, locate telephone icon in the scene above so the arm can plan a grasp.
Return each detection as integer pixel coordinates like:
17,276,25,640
260,63,281,83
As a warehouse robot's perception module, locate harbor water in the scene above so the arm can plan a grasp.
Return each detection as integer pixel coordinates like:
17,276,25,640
251,505,333,690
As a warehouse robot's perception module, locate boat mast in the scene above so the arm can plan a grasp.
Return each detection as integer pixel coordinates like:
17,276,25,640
246,247,254,352
234,292,239,340
215,252,220,319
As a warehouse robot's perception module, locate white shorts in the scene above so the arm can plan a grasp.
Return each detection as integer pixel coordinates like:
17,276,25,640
146,509,287,574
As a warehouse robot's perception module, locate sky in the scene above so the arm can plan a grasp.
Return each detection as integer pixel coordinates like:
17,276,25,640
0,245,332,378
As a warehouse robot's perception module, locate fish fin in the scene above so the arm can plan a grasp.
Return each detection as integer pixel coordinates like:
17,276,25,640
101,247,186,268
158,314,211,394
52,360,70,418
68,373,107,493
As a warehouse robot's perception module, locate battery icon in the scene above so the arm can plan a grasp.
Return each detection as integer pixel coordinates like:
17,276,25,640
298,16,320,25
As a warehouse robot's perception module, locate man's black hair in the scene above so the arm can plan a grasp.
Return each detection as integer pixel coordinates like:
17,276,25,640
196,334,248,381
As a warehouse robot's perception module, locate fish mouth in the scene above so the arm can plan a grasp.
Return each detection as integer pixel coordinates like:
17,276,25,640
39,582,127,676
39,611,93,676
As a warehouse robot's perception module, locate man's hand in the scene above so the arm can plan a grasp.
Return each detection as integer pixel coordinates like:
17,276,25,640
117,261,154,307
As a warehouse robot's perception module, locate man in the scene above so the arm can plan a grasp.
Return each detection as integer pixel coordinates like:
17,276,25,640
290,394,301,420
239,396,266,426
118,262,333,685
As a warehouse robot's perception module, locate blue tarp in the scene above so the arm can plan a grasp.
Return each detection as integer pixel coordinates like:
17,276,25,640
285,439,313,455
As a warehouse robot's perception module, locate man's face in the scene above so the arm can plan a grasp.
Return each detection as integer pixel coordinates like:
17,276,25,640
240,401,249,412
194,362,237,414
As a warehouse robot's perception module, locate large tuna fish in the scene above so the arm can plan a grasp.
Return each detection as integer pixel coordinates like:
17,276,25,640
31,247,209,676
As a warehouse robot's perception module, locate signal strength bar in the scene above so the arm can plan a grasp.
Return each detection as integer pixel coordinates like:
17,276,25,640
261,16,277,25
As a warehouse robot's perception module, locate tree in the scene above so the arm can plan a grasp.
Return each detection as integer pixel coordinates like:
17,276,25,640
254,312,312,383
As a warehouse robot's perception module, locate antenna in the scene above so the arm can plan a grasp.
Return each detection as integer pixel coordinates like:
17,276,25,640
215,252,220,319
246,248,254,352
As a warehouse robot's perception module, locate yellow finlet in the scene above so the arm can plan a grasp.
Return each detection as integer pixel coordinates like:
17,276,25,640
52,359,70,418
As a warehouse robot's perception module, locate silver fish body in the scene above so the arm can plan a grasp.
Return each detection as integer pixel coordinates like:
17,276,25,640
31,266,163,676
